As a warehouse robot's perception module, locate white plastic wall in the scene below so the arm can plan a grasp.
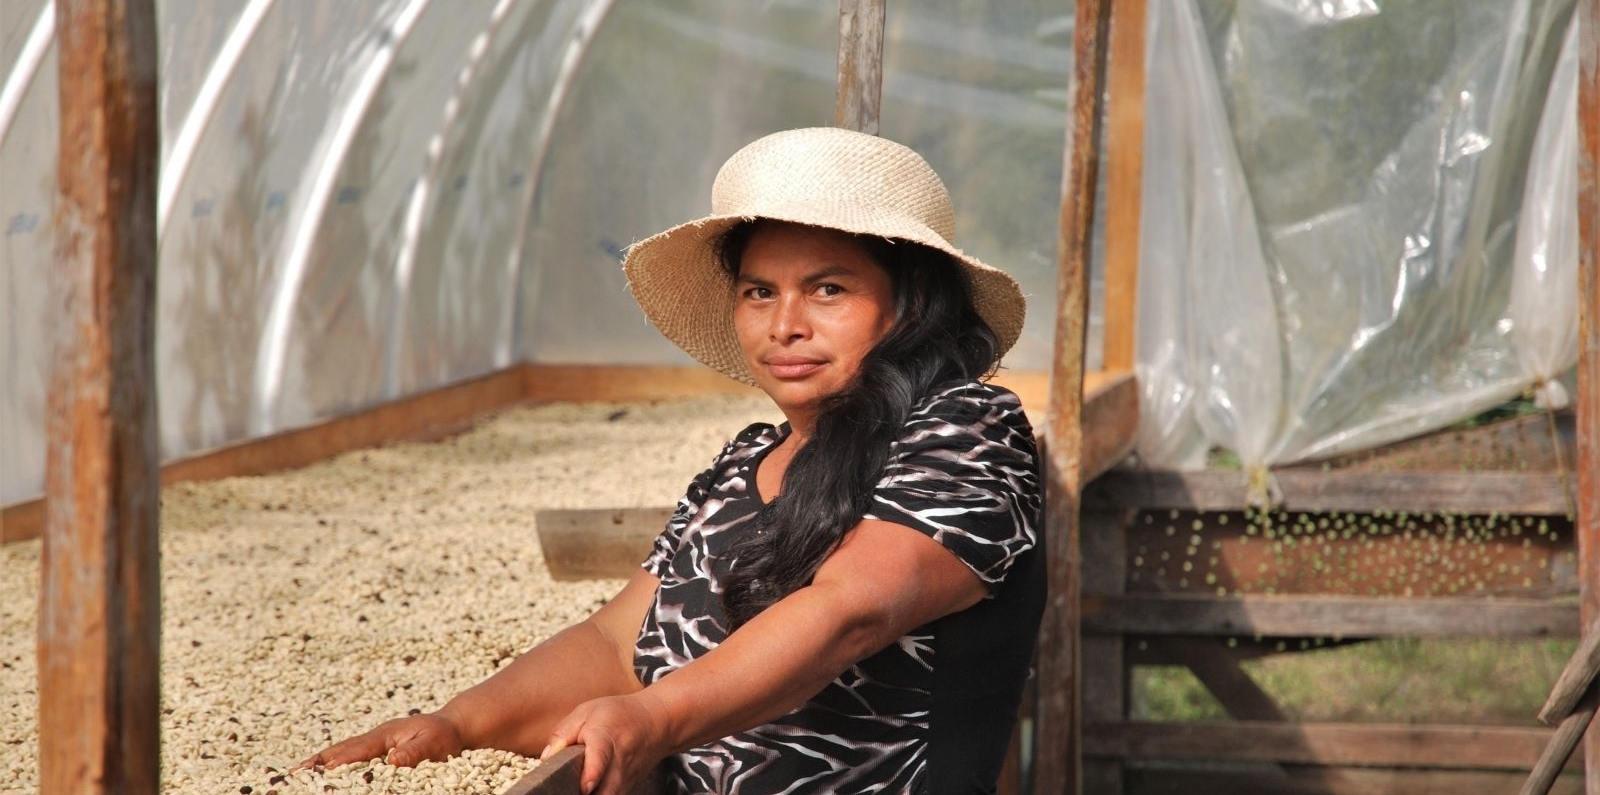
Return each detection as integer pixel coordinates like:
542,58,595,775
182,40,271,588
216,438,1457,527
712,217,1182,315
0,0,1077,506
1134,0,1580,487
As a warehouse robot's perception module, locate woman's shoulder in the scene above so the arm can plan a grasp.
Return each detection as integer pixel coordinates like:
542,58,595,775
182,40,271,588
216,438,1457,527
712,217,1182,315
910,379,1032,430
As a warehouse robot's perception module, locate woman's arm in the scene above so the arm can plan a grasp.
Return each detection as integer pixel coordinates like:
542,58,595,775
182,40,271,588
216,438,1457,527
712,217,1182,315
300,569,659,769
543,519,986,794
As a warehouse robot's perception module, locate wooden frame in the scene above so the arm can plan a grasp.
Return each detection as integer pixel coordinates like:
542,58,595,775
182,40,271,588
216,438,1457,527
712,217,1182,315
1042,0,1600,793
40,2,162,793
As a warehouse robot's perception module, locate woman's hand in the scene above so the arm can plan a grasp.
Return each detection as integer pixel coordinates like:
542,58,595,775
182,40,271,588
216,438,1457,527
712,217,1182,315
294,713,465,771
542,693,673,795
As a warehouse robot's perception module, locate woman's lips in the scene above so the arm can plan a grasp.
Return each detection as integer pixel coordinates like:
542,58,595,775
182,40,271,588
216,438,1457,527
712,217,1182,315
765,358,825,379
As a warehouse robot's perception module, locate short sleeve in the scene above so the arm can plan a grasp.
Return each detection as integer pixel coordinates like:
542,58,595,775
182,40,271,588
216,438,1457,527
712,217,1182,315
863,382,1042,589
642,423,776,577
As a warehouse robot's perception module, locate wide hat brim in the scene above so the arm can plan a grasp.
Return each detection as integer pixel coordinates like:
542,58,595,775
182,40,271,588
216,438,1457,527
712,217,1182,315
622,128,1027,386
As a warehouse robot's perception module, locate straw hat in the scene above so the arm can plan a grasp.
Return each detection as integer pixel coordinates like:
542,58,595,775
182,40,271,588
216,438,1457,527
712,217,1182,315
622,127,1026,386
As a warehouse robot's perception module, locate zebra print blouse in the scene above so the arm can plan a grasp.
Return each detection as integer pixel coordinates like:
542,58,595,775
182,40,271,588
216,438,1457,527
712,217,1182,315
634,381,1045,795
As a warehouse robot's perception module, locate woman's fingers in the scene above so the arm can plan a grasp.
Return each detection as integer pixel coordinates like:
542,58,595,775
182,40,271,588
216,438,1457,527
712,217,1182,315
544,697,669,795
292,728,388,771
294,714,463,772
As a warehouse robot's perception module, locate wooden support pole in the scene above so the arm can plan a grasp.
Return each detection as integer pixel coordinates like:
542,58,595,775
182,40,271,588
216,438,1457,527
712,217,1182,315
835,0,886,134
1035,1,1113,793
1578,2,1599,792
39,2,162,795
1101,0,1147,372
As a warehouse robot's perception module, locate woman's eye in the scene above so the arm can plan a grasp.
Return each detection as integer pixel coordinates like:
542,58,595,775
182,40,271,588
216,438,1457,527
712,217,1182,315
744,286,772,300
817,284,844,297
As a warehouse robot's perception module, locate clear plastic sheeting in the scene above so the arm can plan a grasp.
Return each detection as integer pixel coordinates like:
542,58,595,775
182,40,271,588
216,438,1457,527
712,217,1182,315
0,0,1074,506
1136,0,1580,482
518,0,1075,371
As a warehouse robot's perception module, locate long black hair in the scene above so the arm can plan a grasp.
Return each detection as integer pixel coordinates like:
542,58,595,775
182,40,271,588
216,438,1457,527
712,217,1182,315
716,220,1001,629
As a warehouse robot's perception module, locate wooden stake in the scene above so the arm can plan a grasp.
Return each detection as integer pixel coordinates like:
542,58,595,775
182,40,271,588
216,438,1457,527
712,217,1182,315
39,2,161,794
835,0,885,134
1577,2,1599,792
1101,0,1148,372
1035,1,1113,793
1520,685,1598,795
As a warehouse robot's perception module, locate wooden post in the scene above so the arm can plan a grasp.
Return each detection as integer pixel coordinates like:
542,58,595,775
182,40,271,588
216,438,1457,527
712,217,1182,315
1100,0,1147,372
39,2,162,795
835,0,886,134
1035,1,1113,793
1579,2,1600,793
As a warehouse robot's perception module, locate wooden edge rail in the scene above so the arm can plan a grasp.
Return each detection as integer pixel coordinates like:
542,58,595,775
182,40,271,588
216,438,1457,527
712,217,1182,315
1088,469,1575,515
1540,616,1600,724
1084,720,1582,772
499,747,671,795
2,364,1073,545
1081,593,1581,639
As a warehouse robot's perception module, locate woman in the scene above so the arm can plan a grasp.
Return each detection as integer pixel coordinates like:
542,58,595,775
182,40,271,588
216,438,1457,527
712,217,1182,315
302,127,1044,795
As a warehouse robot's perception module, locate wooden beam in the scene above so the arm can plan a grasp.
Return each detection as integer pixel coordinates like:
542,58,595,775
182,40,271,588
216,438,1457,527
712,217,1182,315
1085,720,1577,771
1079,369,1138,482
39,2,161,794
1575,2,1600,791
1101,0,1147,371
536,507,674,581
1082,593,1580,639
499,746,670,795
1036,1,1113,794
1120,507,1578,599
1089,469,1574,515
835,0,885,134
1127,766,1586,795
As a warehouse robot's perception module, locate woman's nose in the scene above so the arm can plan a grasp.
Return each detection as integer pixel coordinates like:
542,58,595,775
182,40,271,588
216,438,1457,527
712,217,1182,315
770,296,810,341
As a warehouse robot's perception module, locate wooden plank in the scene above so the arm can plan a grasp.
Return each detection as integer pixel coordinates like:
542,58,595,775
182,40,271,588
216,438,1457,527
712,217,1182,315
39,2,161,794
1150,638,1289,722
1121,508,1579,599
499,746,671,795
1125,765,1586,795
1085,720,1577,771
1089,469,1573,515
1081,510,1128,795
1082,593,1580,639
1035,1,1114,793
536,507,673,581
1576,3,1599,790
522,364,762,404
1316,412,1576,474
834,0,885,135
0,499,44,545
1542,616,1600,724
1100,0,1147,372
1079,369,1138,482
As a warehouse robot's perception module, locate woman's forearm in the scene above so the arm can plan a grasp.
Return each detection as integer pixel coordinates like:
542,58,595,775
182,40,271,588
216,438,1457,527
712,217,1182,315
440,570,658,755
640,520,985,753
438,621,642,754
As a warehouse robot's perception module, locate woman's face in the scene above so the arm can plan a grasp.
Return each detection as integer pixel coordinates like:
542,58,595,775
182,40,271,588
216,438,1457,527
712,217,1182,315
732,223,896,433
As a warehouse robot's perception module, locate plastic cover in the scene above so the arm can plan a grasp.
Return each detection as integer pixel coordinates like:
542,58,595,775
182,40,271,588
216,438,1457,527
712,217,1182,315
0,0,1075,506
1135,0,1580,484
